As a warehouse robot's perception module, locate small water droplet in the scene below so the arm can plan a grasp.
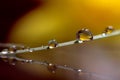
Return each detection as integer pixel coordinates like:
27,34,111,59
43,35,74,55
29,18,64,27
29,49,34,52
8,46,17,53
103,26,114,35
74,40,83,44
77,69,82,72
25,60,33,63
48,40,58,49
47,63,57,74
1,49,8,54
76,28,93,42
29,60,33,63
64,65,67,67
26,47,34,52
25,60,29,63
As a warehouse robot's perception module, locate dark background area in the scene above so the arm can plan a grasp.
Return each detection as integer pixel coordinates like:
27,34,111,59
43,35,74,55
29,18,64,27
0,0,42,42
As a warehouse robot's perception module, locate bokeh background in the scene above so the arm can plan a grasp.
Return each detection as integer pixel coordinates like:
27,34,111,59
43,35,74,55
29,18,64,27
1,0,120,80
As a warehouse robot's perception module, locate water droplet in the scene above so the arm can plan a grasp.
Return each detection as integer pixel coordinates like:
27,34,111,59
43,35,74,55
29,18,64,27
76,28,93,42
25,60,33,63
74,69,82,73
48,40,58,49
47,63,57,74
103,26,114,35
64,65,67,67
1,49,8,54
8,46,17,53
29,60,33,63
25,60,29,63
77,69,82,72
26,47,34,52
29,49,34,52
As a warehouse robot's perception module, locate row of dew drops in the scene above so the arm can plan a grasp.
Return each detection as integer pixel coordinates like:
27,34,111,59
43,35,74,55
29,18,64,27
0,26,114,74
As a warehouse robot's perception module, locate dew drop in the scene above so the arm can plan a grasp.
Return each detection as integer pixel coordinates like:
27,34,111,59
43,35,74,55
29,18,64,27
25,60,33,63
29,49,34,52
76,28,93,43
64,65,67,67
26,47,34,52
103,26,114,35
77,69,82,72
25,60,29,63
1,49,8,54
47,63,57,74
48,40,58,49
8,46,17,53
29,60,33,63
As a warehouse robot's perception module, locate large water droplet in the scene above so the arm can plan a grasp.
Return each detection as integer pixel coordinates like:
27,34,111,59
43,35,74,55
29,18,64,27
103,26,114,35
76,28,93,43
48,40,58,49
47,63,57,74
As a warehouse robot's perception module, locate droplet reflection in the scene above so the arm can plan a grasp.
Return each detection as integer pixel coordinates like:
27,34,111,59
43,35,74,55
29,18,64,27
47,63,57,74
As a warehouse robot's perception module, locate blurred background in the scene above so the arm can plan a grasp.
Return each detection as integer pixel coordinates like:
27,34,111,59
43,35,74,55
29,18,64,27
1,0,120,80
